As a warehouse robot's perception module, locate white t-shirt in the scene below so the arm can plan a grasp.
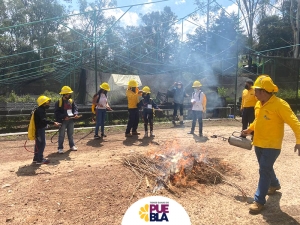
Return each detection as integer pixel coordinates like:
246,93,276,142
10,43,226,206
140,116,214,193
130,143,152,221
96,93,107,109
191,90,204,111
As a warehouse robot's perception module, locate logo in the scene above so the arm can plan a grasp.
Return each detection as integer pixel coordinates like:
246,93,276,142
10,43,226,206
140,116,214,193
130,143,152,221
122,196,191,225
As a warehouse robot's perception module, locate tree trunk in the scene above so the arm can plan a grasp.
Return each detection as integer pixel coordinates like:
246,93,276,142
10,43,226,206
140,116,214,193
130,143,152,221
291,0,300,58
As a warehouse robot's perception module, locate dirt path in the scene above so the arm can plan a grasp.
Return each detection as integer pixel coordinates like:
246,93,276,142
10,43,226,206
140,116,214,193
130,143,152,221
0,119,299,225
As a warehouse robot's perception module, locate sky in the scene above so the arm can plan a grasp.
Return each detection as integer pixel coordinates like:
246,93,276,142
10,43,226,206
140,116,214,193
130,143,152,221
64,0,239,41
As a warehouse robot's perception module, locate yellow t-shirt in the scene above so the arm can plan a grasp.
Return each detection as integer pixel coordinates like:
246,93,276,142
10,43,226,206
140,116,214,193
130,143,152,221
249,95,300,149
241,88,257,108
126,89,142,109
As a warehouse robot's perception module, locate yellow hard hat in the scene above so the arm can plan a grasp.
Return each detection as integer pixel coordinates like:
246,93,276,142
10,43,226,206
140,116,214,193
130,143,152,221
37,95,51,106
128,79,138,87
142,86,151,94
59,86,73,94
253,75,278,93
192,80,202,88
100,82,110,91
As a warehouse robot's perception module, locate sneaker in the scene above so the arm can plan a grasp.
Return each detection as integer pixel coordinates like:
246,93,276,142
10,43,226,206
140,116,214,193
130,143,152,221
267,185,281,195
58,149,64,154
125,133,132,137
150,131,155,137
172,120,176,125
249,201,264,214
187,131,194,134
36,159,50,165
144,132,148,138
199,133,203,137
101,133,107,137
70,146,78,151
94,134,100,139
132,132,140,135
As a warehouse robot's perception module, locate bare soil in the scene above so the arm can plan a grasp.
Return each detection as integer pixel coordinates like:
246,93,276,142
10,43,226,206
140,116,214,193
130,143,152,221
0,119,300,225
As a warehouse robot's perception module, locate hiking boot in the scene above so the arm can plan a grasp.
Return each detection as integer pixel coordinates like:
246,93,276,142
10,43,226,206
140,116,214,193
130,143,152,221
199,133,203,137
125,133,132,137
267,185,281,195
36,159,50,165
101,133,107,137
249,201,264,214
94,134,100,139
132,131,140,135
70,146,78,151
144,132,148,138
172,120,176,125
58,149,64,154
150,131,155,137
187,131,194,134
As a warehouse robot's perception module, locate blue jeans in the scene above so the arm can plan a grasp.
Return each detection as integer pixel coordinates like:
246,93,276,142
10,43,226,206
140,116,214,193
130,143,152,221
33,128,46,162
58,119,75,150
95,108,106,135
254,146,281,205
191,111,203,134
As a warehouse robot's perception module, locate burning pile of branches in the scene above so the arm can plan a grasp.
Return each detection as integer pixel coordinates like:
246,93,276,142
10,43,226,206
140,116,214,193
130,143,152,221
121,141,247,199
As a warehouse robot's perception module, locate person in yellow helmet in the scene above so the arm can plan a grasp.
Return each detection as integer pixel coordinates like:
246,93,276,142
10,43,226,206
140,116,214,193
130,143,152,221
92,82,112,139
242,75,300,214
55,86,79,154
240,79,257,137
125,79,143,137
187,81,207,137
138,86,162,138
33,96,60,164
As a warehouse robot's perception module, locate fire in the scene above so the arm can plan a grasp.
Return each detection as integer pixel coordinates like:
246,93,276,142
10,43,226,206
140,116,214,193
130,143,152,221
146,140,206,187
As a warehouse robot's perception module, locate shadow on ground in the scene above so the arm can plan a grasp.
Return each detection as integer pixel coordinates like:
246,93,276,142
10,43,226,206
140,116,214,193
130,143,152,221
262,192,300,225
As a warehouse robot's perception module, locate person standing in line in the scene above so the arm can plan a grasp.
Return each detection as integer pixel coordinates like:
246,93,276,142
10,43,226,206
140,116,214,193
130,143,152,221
240,79,257,137
187,81,207,137
32,96,60,164
242,75,300,214
125,79,143,137
55,86,79,154
92,82,112,139
138,86,162,138
169,81,189,126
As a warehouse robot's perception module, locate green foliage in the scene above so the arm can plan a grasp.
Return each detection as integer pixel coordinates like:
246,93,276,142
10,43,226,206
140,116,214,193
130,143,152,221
6,91,35,102
276,89,299,99
42,90,61,102
217,87,228,97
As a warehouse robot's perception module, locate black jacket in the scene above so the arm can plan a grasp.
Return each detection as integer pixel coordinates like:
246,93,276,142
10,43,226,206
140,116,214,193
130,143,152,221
34,106,54,130
54,98,78,123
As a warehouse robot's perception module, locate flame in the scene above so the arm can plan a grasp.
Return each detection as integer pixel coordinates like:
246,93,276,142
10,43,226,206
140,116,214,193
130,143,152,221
146,140,207,187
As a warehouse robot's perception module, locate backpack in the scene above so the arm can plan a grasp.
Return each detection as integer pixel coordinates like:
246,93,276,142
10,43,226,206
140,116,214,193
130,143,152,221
28,109,36,140
91,93,99,114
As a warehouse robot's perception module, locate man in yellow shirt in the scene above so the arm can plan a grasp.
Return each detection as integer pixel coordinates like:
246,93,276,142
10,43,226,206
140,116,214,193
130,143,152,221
242,75,300,214
240,79,257,137
125,79,143,137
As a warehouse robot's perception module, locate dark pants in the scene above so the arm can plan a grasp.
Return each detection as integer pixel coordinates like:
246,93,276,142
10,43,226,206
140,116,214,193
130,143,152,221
242,107,255,130
143,112,154,132
33,128,46,162
125,108,139,134
191,111,203,134
173,103,183,117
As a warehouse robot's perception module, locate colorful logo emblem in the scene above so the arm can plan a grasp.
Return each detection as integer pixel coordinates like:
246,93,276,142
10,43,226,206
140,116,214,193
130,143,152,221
122,196,191,225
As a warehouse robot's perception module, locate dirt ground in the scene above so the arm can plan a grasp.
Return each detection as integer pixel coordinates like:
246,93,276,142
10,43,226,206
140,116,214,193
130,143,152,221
0,119,300,225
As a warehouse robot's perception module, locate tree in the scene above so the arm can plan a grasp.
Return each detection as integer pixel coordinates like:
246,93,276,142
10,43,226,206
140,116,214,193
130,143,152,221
256,15,293,57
